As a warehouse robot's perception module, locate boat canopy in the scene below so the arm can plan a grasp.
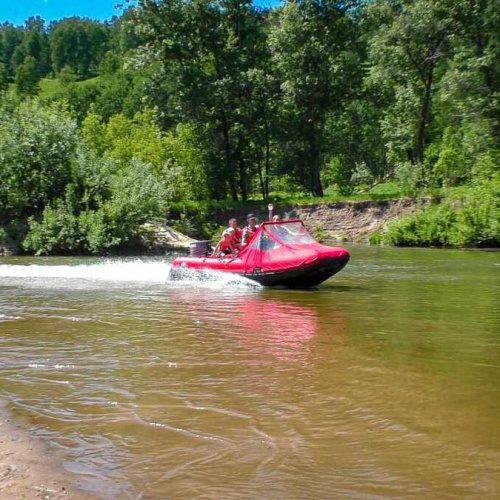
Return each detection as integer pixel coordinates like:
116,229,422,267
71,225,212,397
241,220,323,274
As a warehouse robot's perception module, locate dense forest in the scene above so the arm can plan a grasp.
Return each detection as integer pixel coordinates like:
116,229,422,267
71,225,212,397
0,0,499,253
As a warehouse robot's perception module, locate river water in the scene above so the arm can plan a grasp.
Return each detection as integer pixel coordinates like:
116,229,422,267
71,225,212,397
0,246,499,499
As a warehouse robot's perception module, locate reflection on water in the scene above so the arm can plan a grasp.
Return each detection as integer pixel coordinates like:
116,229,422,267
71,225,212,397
234,298,321,363
0,248,499,499
170,290,340,364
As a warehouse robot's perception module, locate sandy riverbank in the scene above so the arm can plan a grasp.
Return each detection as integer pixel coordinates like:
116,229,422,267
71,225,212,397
0,401,95,500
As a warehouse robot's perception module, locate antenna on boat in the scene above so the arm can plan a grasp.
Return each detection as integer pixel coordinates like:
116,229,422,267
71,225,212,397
268,203,274,221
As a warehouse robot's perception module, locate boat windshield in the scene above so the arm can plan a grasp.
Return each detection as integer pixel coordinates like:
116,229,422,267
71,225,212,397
250,230,281,251
266,222,316,245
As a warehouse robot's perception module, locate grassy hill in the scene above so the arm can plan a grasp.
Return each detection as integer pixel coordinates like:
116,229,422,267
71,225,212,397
39,77,100,98
8,77,100,99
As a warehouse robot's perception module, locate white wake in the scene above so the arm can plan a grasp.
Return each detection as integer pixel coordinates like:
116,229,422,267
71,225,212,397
0,260,258,288
0,261,170,282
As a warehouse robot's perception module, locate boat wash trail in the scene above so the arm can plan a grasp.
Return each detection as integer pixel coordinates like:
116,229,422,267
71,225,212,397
0,247,499,499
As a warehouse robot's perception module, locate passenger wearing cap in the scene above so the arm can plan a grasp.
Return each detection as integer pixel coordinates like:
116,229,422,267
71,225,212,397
242,214,260,246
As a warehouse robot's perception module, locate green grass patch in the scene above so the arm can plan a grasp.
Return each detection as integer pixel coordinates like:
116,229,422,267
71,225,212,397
8,76,100,99
39,77,100,98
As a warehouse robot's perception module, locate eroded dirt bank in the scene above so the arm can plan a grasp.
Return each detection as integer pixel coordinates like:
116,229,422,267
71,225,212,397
212,198,430,242
0,401,95,500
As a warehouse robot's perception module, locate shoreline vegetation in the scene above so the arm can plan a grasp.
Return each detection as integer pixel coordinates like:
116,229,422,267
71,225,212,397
0,400,94,499
1,190,499,256
1,1,499,255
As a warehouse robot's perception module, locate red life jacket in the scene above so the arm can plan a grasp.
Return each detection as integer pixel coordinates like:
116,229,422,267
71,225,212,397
220,228,236,253
219,239,232,252
243,225,259,245
233,228,243,244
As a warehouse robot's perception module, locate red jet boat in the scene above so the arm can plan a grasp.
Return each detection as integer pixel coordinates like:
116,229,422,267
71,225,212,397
170,220,349,288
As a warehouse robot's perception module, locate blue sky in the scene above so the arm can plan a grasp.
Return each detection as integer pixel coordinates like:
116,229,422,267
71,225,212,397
0,0,123,26
0,0,278,26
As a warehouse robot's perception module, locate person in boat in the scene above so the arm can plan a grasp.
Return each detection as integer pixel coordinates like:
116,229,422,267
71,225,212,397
228,218,243,247
214,219,242,256
214,227,236,255
272,213,290,239
242,214,260,246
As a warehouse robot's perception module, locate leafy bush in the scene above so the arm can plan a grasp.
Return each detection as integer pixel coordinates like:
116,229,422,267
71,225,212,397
170,215,197,239
350,162,375,192
394,161,425,195
23,158,169,255
378,182,500,247
59,66,77,87
15,56,41,95
0,96,78,224
432,127,469,187
323,157,354,195
23,199,81,255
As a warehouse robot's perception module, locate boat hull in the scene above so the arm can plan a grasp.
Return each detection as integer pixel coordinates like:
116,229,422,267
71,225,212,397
242,255,350,287
170,254,349,288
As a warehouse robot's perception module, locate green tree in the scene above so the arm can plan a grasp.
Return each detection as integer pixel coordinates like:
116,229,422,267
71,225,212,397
59,65,77,86
85,21,109,72
433,0,500,175
369,0,451,169
23,17,51,75
15,55,41,95
50,18,109,78
0,28,4,64
109,8,147,54
0,97,78,224
269,0,360,196
50,18,91,76
99,51,121,75
11,44,26,74
1,24,24,78
0,63,8,92
138,0,271,201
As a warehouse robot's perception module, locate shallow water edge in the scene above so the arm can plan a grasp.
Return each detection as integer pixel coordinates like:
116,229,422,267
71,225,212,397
0,400,95,499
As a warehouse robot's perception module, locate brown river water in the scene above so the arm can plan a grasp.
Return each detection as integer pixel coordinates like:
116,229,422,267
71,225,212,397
0,246,499,499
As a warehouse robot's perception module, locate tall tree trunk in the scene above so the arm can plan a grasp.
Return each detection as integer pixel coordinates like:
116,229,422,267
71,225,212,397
309,123,324,197
311,158,324,197
239,158,247,202
257,148,266,201
264,119,271,200
220,111,238,202
237,133,247,201
416,64,435,165
213,53,237,202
